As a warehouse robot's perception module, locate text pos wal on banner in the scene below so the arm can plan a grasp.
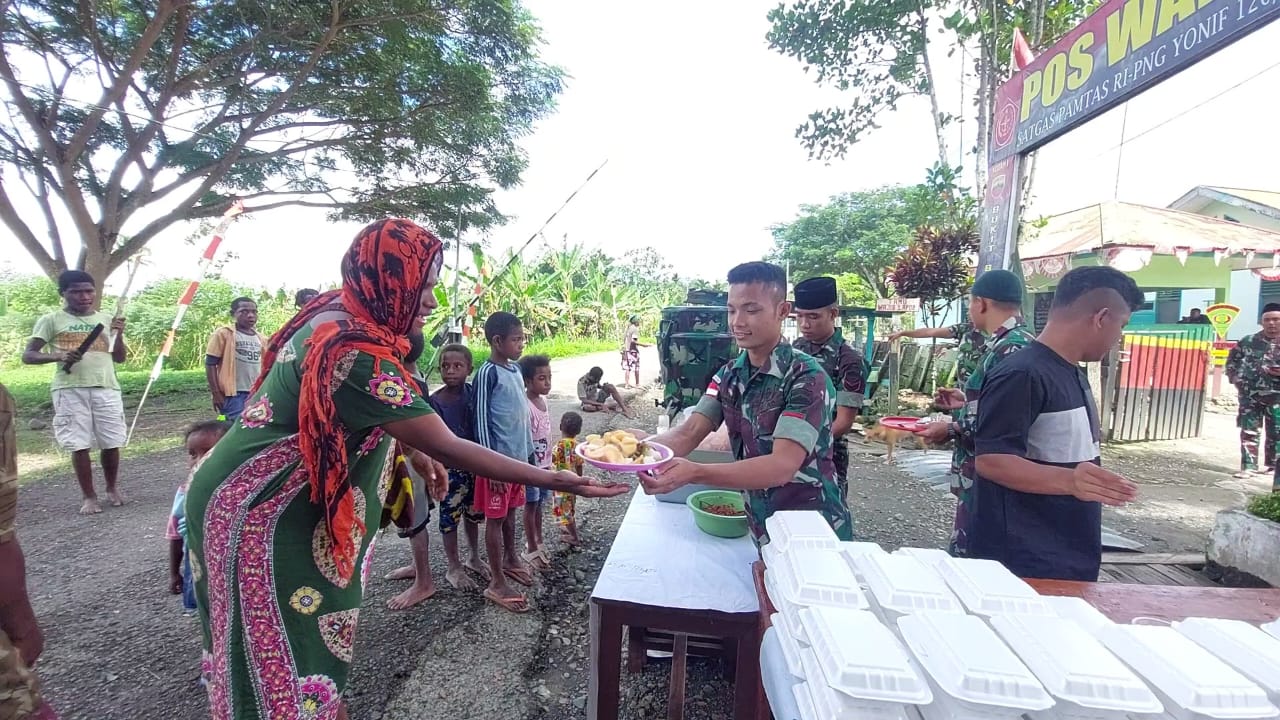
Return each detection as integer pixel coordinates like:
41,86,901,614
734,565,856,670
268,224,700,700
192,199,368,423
992,0,1280,162
977,0,1280,276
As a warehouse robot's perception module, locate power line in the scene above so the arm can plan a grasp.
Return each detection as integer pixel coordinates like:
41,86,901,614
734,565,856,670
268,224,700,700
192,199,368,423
1094,58,1280,160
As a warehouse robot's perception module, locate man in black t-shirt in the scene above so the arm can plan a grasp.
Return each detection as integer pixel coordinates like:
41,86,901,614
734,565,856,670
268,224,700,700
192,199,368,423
971,266,1144,581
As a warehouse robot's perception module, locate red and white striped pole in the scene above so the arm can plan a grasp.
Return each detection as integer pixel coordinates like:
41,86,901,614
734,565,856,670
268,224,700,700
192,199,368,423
127,200,245,443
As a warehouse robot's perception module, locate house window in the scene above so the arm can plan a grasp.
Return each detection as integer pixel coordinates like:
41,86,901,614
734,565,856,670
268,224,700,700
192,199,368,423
1261,280,1280,307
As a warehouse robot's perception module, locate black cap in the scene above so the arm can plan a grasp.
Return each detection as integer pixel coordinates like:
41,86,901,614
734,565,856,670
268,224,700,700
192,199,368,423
794,276,837,310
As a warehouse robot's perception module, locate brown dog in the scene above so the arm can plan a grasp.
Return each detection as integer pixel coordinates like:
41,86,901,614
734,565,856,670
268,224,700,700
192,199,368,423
863,422,926,464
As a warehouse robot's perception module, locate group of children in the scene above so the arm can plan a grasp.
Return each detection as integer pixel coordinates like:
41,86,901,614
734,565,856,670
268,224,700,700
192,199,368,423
165,311,596,616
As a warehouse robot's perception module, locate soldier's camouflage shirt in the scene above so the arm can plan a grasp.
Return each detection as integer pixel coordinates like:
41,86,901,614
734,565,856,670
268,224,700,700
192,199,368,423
693,342,853,545
955,317,1036,492
1226,332,1280,402
791,329,869,412
948,321,989,387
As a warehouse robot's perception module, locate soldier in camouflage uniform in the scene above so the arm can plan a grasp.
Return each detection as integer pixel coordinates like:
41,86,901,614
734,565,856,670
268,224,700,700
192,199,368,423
915,271,1034,556
1226,303,1280,478
0,384,57,720
643,262,852,545
791,276,869,505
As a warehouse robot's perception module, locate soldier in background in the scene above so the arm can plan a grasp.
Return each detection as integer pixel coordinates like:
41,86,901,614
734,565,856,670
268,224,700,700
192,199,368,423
791,276,868,504
1225,303,1280,479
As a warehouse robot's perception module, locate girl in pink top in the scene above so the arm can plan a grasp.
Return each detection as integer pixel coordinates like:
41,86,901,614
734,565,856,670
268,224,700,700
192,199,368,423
520,355,553,569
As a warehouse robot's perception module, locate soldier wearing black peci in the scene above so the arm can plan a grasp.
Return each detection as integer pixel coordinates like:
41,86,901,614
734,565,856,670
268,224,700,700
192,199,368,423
791,276,868,504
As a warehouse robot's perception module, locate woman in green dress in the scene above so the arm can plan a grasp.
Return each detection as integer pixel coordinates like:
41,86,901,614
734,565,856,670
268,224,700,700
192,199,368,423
185,219,625,720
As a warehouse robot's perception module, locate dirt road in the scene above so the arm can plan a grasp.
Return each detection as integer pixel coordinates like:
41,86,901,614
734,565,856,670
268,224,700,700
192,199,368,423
13,348,1262,719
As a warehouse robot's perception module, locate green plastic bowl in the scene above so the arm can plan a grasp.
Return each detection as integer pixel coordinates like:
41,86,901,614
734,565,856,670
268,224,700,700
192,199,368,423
686,490,749,539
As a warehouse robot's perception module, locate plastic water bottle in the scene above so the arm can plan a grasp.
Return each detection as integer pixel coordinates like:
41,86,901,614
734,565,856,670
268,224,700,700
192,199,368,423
656,414,670,435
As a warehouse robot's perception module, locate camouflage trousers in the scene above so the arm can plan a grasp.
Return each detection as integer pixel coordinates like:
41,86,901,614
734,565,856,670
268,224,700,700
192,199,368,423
0,628,54,720
833,437,849,505
1238,398,1280,471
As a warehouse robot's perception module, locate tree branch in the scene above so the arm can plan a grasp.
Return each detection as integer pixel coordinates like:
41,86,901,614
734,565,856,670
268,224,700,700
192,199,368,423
0,179,59,277
64,0,178,161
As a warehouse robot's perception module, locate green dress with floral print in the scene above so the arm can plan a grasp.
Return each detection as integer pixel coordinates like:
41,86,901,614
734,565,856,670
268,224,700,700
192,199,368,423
184,320,433,720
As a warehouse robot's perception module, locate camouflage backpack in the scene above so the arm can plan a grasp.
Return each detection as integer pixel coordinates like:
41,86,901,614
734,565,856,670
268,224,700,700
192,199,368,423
657,305,737,419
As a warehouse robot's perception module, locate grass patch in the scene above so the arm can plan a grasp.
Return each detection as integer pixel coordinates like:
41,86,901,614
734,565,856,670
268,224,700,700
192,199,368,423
7,337,619,481
3,364,207,413
1247,492,1280,524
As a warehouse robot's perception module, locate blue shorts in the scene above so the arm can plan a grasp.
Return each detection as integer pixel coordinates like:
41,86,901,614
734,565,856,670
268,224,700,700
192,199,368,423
526,485,552,503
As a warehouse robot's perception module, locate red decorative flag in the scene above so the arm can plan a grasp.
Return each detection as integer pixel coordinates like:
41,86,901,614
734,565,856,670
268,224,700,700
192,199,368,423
1012,28,1035,72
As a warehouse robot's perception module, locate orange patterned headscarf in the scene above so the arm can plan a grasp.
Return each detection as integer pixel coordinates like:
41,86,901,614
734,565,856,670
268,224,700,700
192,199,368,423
258,218,443,582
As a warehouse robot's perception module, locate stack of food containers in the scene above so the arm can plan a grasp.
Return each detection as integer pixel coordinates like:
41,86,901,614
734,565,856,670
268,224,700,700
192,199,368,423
760,510,1280,720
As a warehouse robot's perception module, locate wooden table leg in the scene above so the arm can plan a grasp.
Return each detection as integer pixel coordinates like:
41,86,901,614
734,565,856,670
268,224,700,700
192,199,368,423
627,625,648,673
667,633,688,720
588,600,623,720
732,626,763,720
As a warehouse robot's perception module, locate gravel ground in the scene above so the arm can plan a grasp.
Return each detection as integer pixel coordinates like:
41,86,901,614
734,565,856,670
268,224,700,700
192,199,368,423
13,348,1252,719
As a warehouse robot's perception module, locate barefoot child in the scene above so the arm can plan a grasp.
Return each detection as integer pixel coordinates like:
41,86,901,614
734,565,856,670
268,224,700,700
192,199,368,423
166,420,228,612
551,411,585,546
473,312,535,613
520,355,553,569
429,345,488,590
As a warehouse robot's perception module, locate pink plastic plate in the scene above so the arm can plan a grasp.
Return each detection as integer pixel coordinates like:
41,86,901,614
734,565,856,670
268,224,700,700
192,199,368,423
878,416,927,432
575,440,674,473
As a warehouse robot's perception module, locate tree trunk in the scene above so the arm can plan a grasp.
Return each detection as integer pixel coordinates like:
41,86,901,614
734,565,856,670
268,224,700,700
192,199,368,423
917,10,951,172
974,41,991,194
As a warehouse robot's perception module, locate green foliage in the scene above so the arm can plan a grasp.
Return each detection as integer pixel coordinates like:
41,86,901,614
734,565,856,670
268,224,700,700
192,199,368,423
766,0,936,160
770,185,951,298
1,240,697,373
888,223,979,327
1248,492,1280,523
1,0,562,284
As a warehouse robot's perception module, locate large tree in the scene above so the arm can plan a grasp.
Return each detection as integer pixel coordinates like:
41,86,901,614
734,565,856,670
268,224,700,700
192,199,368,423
0,0,562,287
769,184,952,299
766,0,1089,187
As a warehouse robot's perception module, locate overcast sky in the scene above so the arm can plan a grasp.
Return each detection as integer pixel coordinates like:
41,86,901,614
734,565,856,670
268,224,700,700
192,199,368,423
3,1,1278,293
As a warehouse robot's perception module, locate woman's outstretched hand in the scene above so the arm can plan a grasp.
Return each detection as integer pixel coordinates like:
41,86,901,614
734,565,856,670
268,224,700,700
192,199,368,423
554,469,631,498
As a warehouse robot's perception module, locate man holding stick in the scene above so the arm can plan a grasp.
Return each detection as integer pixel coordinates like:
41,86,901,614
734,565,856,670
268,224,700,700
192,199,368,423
22,271,128,515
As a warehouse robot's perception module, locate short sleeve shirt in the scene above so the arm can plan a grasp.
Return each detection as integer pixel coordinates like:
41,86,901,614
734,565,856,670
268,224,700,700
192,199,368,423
692,342,852,544
233,330,264,393
792,329,869,411
30,310,119,391
971,341,1103,581
429,385,475,442
472,360,532,462
529,398,552,469
552,438,583,474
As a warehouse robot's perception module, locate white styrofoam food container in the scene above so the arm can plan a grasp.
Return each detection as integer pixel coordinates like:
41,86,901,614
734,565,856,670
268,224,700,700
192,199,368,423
897,611,1054,712
797,605,933,705
771,613,804,678
766,510,839,554
914,673,1027,720
935,556,1053,617
764,569,810,645
1174,618,1280,702
794,645,913,720
853,552,964,619
989,614,1162,715
761,540,784,570
1262,618,1280,643
1042,595,1115,637
1099,623,1278,720
773,548,868,610
894,547,952,568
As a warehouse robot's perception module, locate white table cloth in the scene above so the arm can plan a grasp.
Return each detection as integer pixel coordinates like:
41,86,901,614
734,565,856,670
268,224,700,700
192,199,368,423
591,490,760,613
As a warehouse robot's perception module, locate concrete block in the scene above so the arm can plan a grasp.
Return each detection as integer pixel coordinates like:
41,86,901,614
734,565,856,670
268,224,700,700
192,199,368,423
1208,508,1280,587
